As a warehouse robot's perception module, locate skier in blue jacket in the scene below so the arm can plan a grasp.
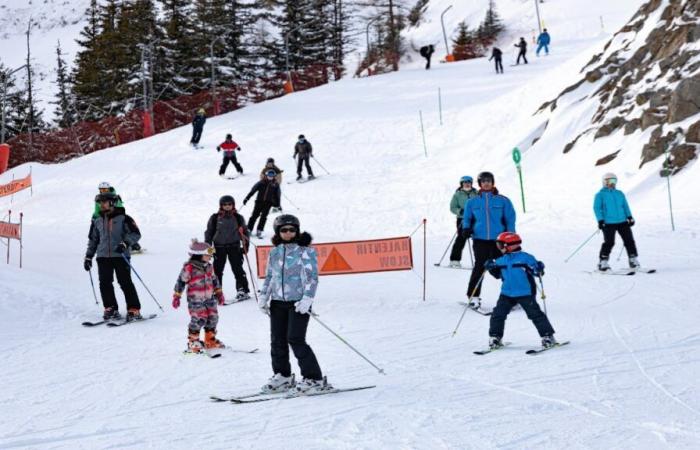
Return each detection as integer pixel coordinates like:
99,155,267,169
484,232,557,350
461,171,517,308
594,172,639,271
536,29,550,56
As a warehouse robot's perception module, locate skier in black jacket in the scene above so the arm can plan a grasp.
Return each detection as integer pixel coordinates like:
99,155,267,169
293,135,314,181
489,47,504,73
190,108,206,146
419,45,435,70
243,170,281,238
515,38,528,65
205,195,251,301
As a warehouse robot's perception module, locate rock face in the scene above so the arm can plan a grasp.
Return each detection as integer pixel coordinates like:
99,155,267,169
544,0,700,174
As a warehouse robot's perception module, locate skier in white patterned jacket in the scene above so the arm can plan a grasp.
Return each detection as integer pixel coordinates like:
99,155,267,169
258,214,331,394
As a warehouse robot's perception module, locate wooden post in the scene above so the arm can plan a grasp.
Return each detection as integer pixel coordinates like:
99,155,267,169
19,212,23,268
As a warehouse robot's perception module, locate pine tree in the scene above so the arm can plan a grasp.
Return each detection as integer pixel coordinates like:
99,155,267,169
52,41,76,129
72,0,105,120
159,0,200,98
479,0,504,45
452,21,481,61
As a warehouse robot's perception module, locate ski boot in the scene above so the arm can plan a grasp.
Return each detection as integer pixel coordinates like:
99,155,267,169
126,308,143,321
294,376,331,395
261,373,296,394
448,260,462,268
204,329,225,349
235,290,251,302
308,174,315,180
296,175,303,181
628,256,640,269
255,230,263,239
468,297,482,309
489,336,503,350
103,307,122,321
130,242,142,253
597,258,611,272
187,332,204,354
541,335,557,349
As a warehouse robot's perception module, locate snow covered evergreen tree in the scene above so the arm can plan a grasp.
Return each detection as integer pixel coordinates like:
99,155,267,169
52,41,76,129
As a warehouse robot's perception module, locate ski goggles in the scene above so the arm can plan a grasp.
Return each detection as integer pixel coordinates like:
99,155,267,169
605,178,617,184
279,227,297,233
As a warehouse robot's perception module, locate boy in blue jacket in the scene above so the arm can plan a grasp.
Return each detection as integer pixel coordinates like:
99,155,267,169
484,232,556,350
593,173,639,271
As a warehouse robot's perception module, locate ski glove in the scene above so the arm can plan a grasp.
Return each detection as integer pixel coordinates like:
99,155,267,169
258,299,270,316
598,220,605,230
83,257,92,271
484,260,496,271
216,146,221,152
216,290,225,306
461,228,473,239
243,198,249,206
535,261,545,276
115,242,127,253
295,297,313,315
627,217,635,227
172,293,181,309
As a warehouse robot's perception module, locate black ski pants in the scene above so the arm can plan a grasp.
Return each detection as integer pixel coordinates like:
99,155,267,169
97,257,141,311
247,201,273,232
599,222,638,260
213,245,249,293
494,58,503,73
219,154,243,175
191,126,203,144
450,218,470,262
467,239,502,298
517,51,528,64
296,154,314,177
269,300,322,380
489,294,554,338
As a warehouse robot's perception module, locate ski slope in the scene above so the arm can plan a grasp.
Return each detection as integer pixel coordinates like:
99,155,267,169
2,1,700,448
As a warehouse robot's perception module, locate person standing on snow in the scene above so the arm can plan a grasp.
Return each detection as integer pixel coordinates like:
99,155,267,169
536,29,551,56
419,44,435,70
204,195,251,301
594,173,640,271
172,239,226,354
258,214,331,394
489,47,504,74
293,135,315,181
515,37,528,65
448,175,479,268
190,108,206,147
84,191,143,321
461,171,516,309
260,158,284,212
484,232,557,350
243,170,281,238
217,134,244,177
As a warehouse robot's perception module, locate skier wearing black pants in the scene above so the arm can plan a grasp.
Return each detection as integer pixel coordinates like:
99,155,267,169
448,175,478,267
515,37,528,65
243,170,281,238
461,172,516,308
594,172,640,270
294,134,314,181
205,195,251,301
419,45,435,70
489,47,503,73
217,134,243,177
190,108,206,146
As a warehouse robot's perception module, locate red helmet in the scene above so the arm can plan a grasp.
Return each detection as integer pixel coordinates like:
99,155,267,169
496,232,522,253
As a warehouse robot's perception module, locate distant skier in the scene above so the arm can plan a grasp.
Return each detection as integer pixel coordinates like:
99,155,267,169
594,173,640,271
461,171,516,309
484,232,557,350
217,133,244,177
489,47,504,74
536,28,550,56
258,214,331,394
172,239,226,354
448,175,478,268
190,108,206,147
515,37,528,65
419,44,435,70
243,170,281,238
293,134,315,181
91,182,142,253
84,191,143,321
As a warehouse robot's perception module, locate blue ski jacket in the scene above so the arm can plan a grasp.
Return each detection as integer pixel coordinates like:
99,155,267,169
537,32,551,45
462,190,516,240
485,251,544,297
593,187,632,224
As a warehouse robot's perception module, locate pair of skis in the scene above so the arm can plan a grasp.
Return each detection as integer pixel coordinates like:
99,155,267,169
474,341,570,355
288,176,320,184
184,347,259,359
589,267,656,276
457,301,492,316
210,385,376,404
81,313,158,327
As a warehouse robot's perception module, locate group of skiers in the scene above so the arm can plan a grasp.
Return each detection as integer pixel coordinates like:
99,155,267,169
487,29,551,74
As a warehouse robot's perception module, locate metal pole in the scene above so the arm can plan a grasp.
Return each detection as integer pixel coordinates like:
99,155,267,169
452,272,486,337
534,0,543,35
564,229,599,263
440,5,454,56
438,87,443,126
434,231,457,266
120,254,164,311
19,212,22,268
664,144,676,231
517,165,526,213
311,313,385,374
422,218,426,302
6,210,10,264
89,269,99,305
419,110,428,157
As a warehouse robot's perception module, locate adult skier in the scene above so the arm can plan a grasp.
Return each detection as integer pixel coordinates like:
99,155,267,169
594,173,640,271
448,175,478,268
172,239,226,353
258,214,330,394
489,47,504,74
84,191,143,321
536,28,551,56
190,108,206,147
243,170,281,238
91,182,142,253
419,44,435,70
484,232,557,350
515,37,528,65
217,134,244,177
204,195,251,301
293,135,314,181
461,171,516,308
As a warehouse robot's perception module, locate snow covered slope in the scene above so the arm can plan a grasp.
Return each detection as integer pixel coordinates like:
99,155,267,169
2,1,699,449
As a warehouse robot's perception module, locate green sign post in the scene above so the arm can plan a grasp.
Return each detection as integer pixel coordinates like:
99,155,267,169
512,147,526,213
663,143,675,231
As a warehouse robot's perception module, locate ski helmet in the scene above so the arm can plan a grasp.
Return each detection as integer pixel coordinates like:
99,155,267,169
460,175,473,184
298,134,305,140
95,191,118,205
219,195,235,206
477,171,495,186
197,108,205,114
226,133,232,140
273,214,300,235
265,169,277,177
189,239,215,256
602,172,617,186
98,181,112,190
496,232,522,253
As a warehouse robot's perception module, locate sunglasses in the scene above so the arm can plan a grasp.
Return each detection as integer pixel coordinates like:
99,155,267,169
279,227,297,233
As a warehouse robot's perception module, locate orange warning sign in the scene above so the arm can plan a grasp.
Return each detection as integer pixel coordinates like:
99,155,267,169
0,174,32,198
0,221,20,240
255,236,413,278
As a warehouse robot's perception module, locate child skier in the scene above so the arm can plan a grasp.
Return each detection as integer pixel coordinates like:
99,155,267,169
172,239,226,354
483,232,557,350
217,133,244,177
594,173,640,271
257,214,331,394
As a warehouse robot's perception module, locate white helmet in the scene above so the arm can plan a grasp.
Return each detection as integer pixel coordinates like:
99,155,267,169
98,181,112,190
601,172,617,186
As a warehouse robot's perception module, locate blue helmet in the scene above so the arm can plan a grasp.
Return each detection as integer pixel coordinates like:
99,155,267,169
460,175,473,184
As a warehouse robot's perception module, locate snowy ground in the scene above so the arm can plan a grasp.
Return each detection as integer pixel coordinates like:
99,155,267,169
2,0,700,449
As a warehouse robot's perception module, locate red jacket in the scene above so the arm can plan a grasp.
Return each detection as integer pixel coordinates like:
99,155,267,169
218,141,240,155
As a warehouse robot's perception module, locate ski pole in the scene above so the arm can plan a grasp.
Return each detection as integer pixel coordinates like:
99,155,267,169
310,313,385,375
120,254,164,311
564,229,599,263
311,155,331,175
434,231,457,266
242,250,259,304
281,191,300,210
88,269,99,305
467,237,474,267
452,272,486,337
537,275,547,316
616,244,624,262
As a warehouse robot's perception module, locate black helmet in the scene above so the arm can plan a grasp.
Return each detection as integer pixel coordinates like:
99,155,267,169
95,192,118,204
273,214,300,235
226,133,232,140
477,171,495,186
219,195,235,206
298,134,305,140
267,157,275,163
